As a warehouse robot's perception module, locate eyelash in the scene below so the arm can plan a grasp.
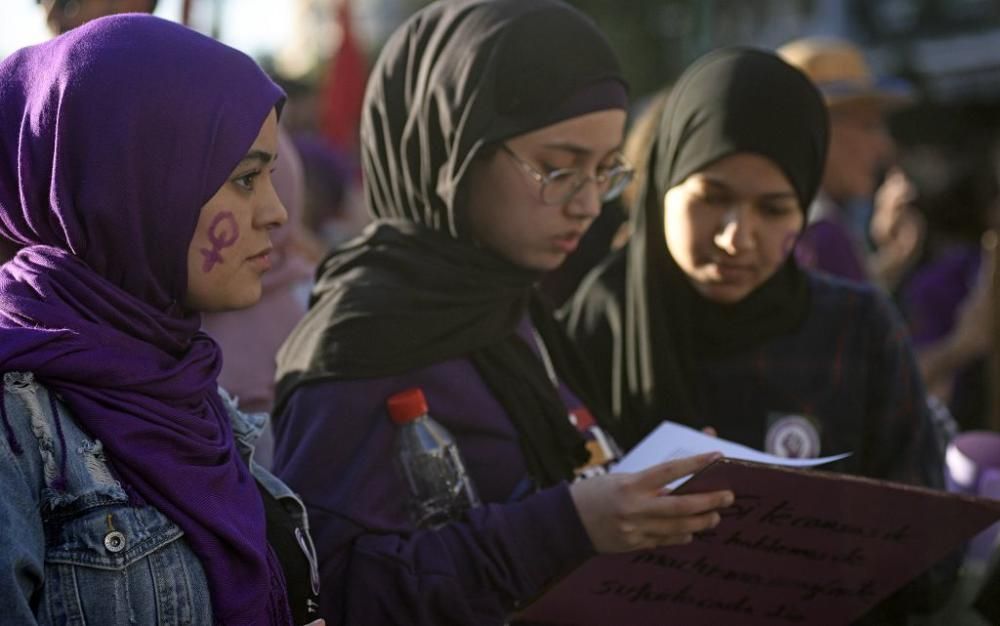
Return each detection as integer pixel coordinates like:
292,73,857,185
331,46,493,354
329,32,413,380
761,204,793,217
541,157,622,175
233,170,260,192
697,193,794,217
232,166,277,193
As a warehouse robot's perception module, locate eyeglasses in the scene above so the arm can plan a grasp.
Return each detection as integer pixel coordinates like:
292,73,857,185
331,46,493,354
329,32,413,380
500,144,634,206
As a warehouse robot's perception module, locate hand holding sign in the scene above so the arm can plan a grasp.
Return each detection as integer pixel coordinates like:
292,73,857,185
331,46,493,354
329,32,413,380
569,452,735,553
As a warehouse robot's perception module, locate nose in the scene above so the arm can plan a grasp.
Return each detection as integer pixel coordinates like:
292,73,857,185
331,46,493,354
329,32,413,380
714,207,754,255
565,179,603,221
256,183,288,231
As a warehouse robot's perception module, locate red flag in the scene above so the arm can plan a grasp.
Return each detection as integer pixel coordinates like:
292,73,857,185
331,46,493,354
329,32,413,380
319,0,367,153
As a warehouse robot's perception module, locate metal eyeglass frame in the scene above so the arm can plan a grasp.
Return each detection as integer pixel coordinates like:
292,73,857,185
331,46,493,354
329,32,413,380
500,144,635,206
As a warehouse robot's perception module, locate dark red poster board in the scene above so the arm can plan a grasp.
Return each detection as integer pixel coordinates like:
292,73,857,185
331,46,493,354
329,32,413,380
521,459,1000,626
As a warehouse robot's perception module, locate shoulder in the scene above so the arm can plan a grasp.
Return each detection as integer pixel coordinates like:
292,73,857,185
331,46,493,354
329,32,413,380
218,386,268,446
277,359,489,426
806,271,887,313
1,372,74,466
804,272,907,343
0,372,45,486
1,370,130,509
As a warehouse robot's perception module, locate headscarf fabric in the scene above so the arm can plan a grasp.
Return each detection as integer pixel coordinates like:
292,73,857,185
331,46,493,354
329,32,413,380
274,0,626,485
0,15,290,625
568,48,829,446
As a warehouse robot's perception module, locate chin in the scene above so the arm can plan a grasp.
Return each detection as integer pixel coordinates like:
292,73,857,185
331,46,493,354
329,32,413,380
697,284,753,305
231,290,264,311
206,289,263,313
509,254,563,274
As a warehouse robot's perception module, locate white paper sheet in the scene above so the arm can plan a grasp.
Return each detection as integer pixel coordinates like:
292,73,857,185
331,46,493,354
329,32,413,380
610,420,851,489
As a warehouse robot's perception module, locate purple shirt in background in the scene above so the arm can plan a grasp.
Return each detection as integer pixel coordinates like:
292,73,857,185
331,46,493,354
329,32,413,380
903,245,981,347
271,320,595,625
795,195,869,283
901,245,986,431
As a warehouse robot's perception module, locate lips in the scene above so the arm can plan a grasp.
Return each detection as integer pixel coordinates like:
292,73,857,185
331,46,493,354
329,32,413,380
552,232,584,254
714,262,755,280
246,246,273,271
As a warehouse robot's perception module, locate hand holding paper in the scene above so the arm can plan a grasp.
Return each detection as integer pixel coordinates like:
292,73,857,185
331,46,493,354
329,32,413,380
569,452,735,553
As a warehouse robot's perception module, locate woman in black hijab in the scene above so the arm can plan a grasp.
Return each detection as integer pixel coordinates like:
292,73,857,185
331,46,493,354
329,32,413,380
563,47,953,623
271,2,733,623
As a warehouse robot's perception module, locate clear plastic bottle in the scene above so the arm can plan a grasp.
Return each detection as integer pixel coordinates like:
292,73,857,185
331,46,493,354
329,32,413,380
387,388,480,528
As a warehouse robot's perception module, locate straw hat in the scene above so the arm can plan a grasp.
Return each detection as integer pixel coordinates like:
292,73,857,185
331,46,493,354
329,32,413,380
778,36,912,110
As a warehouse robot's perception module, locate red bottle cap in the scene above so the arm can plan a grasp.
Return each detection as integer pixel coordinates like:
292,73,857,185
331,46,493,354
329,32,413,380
386,388,429,424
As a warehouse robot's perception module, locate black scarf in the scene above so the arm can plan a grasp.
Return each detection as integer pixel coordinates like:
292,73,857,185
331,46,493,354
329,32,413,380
565,48,829,447
274,0,625,485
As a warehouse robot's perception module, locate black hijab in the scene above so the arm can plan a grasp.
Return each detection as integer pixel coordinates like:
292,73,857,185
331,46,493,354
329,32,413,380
564,48,829,447
274,0,626,485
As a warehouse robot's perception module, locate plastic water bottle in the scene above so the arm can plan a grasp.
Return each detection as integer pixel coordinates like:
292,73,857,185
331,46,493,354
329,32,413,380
387,388,480,528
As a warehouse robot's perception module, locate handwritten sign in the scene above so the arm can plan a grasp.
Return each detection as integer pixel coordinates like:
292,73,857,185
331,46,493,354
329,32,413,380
520,459,1000,626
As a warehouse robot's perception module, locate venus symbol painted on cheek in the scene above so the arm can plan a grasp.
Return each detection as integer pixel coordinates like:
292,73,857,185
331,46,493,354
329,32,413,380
200,211,239,273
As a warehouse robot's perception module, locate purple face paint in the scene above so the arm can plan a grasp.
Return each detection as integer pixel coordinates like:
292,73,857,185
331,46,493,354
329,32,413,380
200,211,239,273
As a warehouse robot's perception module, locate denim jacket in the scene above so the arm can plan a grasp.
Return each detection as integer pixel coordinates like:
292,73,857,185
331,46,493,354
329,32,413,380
0,371,317,625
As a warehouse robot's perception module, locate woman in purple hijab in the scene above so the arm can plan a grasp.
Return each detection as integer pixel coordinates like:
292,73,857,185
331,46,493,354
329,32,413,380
0,14,318,626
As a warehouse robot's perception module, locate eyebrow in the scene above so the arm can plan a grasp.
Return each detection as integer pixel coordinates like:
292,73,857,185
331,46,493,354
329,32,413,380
540,142,623,158
236,149,277,166
700,177,797,200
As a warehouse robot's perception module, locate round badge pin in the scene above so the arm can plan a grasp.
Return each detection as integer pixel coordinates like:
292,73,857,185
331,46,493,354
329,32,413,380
765,414,821,459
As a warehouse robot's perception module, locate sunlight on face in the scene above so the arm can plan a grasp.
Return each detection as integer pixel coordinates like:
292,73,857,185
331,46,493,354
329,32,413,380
663,152,804,304
184,109,287,312
463,109,627,272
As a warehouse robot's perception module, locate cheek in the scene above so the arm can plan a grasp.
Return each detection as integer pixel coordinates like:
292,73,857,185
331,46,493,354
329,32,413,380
766,221,804,266
185,204,250,310
780,230,798,257
197,211,241,273
465,171,536,258
664,204,706,263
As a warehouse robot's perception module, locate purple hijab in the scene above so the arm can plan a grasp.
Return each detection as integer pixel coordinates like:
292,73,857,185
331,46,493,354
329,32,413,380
0,15,290,626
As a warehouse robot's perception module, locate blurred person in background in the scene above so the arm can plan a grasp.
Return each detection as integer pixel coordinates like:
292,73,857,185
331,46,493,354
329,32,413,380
899,147,999,431
293,134,369,249
270,1,734,623
780,36,920,289
870,165,928,293
37,0,158,35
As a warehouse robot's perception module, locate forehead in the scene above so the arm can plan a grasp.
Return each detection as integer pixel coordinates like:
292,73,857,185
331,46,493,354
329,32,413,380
830,103,884,125
508,109,627,154
687,152,795,196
